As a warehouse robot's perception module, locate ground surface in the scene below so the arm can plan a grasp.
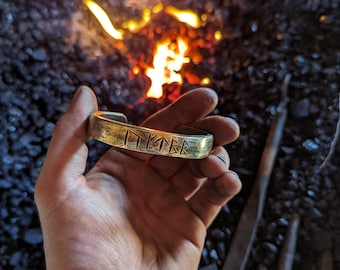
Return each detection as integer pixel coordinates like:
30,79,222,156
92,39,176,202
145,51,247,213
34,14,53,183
0,0,339,269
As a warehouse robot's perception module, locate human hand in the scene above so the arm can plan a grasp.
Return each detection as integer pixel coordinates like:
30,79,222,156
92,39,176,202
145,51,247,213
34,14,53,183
35,86,241,270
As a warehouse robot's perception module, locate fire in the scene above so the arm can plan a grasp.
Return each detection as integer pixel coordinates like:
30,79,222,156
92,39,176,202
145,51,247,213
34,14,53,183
84,1,211,100
84,0,123,40
165,6,201,28
146,38,190,98
122,4,163,32
122,8,152,33
201,77,211,85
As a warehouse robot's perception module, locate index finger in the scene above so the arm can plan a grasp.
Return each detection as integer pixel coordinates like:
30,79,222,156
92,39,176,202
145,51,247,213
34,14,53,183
141,88,218,131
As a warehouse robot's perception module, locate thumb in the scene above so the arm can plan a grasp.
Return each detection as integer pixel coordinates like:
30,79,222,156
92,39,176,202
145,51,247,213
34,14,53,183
36,86,98,198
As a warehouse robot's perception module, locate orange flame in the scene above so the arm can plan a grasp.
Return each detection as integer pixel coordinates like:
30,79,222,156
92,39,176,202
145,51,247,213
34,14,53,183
122,8,152,33
146,38,190,98
165,6,201,28
84,1,206,99
84,0,123,40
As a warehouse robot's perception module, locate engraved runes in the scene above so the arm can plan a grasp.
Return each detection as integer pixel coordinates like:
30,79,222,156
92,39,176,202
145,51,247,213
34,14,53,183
124,128,146,149
146,134,170,152
169,139,181,155
180,140,189,155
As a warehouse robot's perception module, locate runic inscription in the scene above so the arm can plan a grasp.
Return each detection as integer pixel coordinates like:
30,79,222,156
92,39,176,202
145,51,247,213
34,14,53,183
123,128,190,155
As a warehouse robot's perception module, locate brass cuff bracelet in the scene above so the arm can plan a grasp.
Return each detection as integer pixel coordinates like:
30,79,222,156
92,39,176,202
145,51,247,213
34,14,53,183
88,111,214,159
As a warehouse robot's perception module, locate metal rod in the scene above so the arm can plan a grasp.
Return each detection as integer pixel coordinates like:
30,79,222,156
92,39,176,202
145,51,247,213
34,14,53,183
277,213,300,270
223,74,291,270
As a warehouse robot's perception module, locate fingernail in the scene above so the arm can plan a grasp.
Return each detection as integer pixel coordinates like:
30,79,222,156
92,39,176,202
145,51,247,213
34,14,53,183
216,155,226,165
70,88,82,107
226,170,242,194
214,170,241,196
210,150,227,165
70,86,96,111
226,170,240,180
229,118,240,138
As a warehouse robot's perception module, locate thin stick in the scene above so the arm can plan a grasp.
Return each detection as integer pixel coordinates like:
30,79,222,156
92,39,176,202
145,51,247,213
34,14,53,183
320,92,340,170
223,74,291,270
277,213,300,270
316,249,333,270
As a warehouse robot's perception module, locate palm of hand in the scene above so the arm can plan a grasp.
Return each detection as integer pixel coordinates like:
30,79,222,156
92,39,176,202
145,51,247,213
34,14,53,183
48,149,205,270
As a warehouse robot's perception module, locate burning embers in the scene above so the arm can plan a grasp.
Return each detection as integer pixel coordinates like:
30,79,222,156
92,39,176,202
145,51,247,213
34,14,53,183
145,37,190,98
83,0,221,100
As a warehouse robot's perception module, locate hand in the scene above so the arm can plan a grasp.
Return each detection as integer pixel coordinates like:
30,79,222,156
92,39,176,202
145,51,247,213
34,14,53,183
35,86,241,270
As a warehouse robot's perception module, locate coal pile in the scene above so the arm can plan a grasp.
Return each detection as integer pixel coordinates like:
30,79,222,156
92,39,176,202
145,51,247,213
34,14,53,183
0,0,339,269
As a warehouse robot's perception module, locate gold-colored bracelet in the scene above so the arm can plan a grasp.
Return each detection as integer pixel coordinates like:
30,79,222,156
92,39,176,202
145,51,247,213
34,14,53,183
88,111,213,159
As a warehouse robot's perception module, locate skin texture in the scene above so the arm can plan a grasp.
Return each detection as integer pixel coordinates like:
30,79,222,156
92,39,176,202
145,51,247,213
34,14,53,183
35,86,242,270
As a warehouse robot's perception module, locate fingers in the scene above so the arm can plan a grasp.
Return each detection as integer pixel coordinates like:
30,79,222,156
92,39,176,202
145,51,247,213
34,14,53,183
191,116,240,145
169,146,230,199
188,171,241,228
143,115,240,178
36,86,98,190
142,88,218,131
